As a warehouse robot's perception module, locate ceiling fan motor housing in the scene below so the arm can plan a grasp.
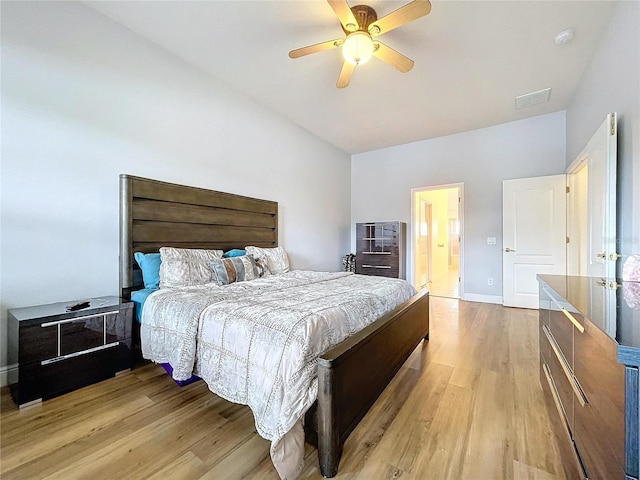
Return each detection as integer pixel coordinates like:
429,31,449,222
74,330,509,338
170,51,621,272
342,5,378,34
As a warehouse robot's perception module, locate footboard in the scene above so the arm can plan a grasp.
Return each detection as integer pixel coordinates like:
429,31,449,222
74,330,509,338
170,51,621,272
314,289,430,477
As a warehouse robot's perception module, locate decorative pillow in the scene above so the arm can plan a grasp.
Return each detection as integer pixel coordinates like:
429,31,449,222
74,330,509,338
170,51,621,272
245,246,290,274
134,252,162,289
250,255,270,278
159,247,223,288
222,249,246,258
210,256,264,286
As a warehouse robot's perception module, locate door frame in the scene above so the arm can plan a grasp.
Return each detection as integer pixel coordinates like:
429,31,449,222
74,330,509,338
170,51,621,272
410,183,464,296
566,113,617,279
418,198,433,287
566,157,588,276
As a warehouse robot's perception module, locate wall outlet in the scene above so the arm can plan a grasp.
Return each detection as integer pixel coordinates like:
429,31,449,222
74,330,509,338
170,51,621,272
487,277,494,286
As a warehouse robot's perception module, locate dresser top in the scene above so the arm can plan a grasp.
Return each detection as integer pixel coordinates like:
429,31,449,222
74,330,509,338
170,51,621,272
538,274,640,353
8,296,130,323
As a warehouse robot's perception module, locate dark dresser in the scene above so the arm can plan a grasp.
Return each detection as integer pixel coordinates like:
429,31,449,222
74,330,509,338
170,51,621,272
8,296,134,407
538,274,640,480
355,221,406,279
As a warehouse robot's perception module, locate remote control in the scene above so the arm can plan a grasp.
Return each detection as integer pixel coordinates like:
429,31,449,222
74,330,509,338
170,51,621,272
66,301,90,312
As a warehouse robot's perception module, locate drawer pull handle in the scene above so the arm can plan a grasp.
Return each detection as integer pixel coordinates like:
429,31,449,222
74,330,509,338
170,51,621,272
542,325,587,406
542,286,584,334
41,310,119,327
41,342,120,365
561,308,584,334
361,265,392,269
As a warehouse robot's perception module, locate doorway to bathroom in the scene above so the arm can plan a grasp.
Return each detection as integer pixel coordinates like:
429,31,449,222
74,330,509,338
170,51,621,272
412,184,463,299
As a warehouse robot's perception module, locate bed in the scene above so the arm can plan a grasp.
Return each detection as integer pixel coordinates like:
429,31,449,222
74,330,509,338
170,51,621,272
119,175,430,478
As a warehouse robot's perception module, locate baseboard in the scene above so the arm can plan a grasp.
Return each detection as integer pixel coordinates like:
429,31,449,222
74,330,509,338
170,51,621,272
460,293,503,305
0,364,18,388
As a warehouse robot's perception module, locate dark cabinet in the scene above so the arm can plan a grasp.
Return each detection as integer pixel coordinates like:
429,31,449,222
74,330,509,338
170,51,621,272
355,222,405,279
8,297,133,407
538,275,627,480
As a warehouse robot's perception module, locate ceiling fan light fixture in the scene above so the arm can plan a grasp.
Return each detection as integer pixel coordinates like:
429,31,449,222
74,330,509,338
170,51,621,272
342,31,374,66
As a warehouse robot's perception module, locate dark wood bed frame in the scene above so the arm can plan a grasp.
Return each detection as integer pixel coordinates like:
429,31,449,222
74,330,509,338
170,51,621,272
119,174,429,478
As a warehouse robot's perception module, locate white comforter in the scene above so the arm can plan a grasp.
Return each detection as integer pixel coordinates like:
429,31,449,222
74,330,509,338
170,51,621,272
141,270,417,477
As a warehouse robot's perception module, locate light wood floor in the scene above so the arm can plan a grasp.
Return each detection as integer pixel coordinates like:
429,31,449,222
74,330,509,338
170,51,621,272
428,267,460,299
0,298,566,480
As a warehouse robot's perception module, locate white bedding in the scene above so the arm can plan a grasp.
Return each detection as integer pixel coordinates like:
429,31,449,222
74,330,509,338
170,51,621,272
141,270,417,478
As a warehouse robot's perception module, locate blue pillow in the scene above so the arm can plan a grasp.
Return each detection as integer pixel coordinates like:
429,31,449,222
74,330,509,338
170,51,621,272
134,252,162,289
222,249,246,258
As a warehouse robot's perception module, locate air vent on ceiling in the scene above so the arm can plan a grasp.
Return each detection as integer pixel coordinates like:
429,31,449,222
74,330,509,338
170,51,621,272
515,88,551,109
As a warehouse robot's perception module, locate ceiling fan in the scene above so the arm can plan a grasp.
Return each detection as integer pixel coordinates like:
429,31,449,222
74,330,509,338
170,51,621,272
289,0,432,88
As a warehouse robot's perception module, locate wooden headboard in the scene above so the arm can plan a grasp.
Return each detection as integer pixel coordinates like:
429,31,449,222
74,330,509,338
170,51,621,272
119,175,278,299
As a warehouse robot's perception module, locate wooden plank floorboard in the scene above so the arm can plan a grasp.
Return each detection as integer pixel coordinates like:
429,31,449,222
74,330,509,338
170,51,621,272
352,361,456,480
0,297,567,479
326,364,426,477
147,451,208,480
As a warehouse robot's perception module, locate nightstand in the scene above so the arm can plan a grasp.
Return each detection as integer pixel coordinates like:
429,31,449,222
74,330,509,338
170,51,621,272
7,296,133,407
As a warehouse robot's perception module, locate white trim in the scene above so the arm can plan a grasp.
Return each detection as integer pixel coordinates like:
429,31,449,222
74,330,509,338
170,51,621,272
566,149,588,175
0,364,18,388
460,293,503,304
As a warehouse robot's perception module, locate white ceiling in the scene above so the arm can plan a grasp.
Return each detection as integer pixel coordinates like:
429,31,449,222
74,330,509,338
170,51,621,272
86,0,615,154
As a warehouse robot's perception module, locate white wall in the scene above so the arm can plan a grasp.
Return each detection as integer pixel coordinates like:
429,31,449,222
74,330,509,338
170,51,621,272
0,2,351,374
351,111,567,302
565,0,640,269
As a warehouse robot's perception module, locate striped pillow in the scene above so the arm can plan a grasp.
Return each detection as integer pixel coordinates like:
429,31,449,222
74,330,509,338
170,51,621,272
210,256,263,286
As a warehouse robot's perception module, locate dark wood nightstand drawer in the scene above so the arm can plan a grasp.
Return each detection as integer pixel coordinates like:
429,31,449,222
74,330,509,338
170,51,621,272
42,342,133,399
56,310,130,356
59,315,109,356
18,324,57,363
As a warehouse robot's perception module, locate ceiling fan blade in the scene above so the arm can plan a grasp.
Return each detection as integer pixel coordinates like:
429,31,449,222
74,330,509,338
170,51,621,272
337,61,355,88
327,0,359,32
289,39,343,59
373,42,414,73
369,0,431,36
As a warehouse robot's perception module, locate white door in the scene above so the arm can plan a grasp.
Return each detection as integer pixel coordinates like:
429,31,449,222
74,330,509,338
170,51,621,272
567,113,617,278
503,175,566,308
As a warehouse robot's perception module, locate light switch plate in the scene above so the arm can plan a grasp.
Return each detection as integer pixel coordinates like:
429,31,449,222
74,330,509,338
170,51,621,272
487,237,496,245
